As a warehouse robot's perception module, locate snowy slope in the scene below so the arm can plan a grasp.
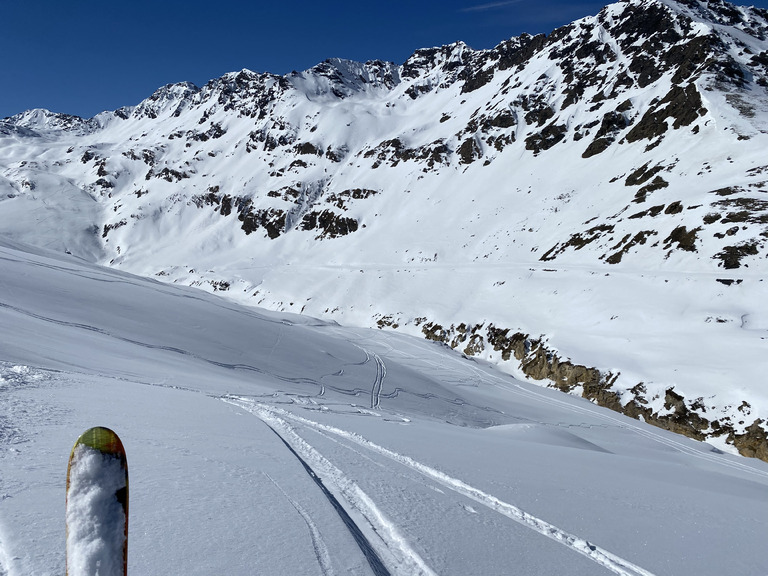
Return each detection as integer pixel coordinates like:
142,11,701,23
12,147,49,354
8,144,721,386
1,0,767,459
1,238,768,576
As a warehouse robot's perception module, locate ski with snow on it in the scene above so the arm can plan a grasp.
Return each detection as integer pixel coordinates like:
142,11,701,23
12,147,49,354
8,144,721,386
66,426,129,576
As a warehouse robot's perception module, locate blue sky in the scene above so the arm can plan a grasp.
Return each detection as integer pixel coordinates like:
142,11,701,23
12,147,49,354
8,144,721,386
2,0,767,119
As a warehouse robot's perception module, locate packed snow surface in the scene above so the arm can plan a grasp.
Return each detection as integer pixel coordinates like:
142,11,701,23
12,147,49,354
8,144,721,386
1,239,767,575
66,444,126,576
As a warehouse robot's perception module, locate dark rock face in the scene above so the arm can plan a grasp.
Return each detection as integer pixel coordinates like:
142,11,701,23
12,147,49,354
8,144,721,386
325,189,378,210
300,210,358,238
364,138,451,170
102,220,127,238
664,225,701,252
582,107,631,158
732,420,768,461
525,123,567,154
193,190,287,239
715,242,760,268
540,224,615,261
458,137,482,164
605,230,657,263
192,183,373,241
626,83,707,143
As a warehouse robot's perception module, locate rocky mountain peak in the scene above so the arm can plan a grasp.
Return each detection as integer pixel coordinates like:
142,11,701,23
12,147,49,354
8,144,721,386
289,58,400,100
3,108,97,134
401,41,471,78
666,0,768,36
131,81,201,120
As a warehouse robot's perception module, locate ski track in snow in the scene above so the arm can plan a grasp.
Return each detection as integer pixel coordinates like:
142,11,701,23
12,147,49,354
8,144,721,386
370,352,386,411
264,473,336,576
225,398,658,576
223,398,438,576
349,345,387,410
310,427,450,497
0,300,321,389
266,424,392,576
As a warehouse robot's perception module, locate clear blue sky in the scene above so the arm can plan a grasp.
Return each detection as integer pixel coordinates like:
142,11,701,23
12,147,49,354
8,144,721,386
2,0,767,119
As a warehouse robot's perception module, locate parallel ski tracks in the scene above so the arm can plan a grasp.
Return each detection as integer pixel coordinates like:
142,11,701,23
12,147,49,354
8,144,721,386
266,428,391,576
350,344,387,410
225,397,659,576
370,352,386,410
225,397,437,576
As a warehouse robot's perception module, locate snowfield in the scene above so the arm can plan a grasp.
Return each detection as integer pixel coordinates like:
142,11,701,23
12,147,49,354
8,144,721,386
1,238,767,575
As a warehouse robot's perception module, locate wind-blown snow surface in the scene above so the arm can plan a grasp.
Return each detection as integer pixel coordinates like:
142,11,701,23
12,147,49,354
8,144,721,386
1,239,767,575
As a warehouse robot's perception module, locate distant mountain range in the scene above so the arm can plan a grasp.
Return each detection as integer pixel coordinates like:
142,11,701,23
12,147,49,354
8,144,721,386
2,0,767,460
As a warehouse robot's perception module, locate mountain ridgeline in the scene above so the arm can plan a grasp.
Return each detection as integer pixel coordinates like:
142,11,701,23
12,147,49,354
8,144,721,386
2,0,768,460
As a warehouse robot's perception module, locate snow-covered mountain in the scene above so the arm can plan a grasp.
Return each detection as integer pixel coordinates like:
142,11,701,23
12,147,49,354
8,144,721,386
1,0,768,460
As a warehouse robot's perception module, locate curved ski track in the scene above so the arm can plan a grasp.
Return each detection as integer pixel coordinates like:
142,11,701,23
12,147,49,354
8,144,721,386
224,397,658,576
347,344,387,410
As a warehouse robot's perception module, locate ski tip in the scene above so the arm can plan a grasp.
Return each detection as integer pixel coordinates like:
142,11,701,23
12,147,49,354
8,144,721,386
72,426,126,458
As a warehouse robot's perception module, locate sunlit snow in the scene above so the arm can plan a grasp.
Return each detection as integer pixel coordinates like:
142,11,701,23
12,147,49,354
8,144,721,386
1,239,767,575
